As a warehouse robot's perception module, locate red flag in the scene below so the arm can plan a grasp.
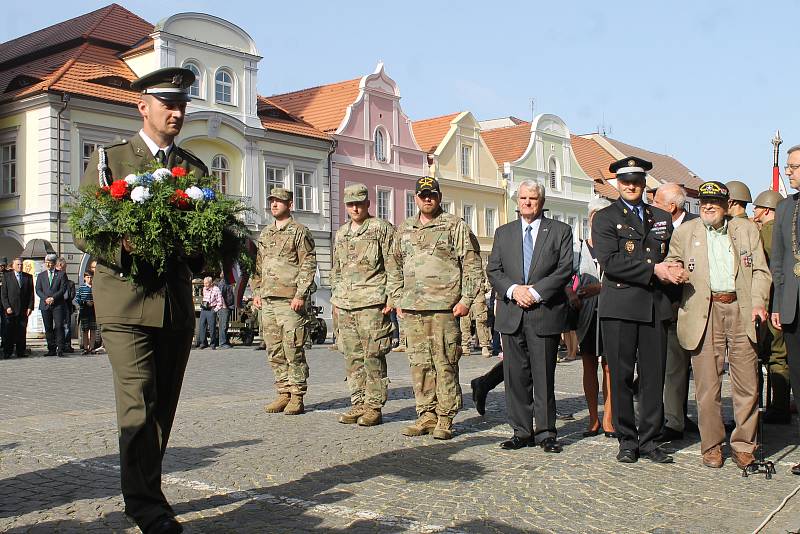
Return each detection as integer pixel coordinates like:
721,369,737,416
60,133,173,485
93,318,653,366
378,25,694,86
773,165,788,197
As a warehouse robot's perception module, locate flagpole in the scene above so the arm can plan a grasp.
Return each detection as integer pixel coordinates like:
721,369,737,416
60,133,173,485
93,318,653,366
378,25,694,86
772,129,784,194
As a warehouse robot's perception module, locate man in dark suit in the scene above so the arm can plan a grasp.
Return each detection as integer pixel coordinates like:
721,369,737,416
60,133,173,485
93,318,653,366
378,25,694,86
1,257,34,358
35,253,67,357
487,180,573,452
769,143,800,476
652,183,700,441
593,157,687,464
77,67,207,533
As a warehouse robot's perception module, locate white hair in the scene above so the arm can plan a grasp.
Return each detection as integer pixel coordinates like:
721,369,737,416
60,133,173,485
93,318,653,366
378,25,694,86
517,180,546,201
588,197,612,215
656,183,686,209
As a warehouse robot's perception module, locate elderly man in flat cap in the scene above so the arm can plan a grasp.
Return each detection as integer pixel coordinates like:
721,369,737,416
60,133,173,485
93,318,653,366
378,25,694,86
78,67,208,534
667,181,770,470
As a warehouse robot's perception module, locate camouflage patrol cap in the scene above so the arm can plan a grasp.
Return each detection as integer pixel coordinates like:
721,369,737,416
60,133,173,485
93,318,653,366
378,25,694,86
267,187,293,202
754,190,783,209
131,67,195,103
343,183,369,203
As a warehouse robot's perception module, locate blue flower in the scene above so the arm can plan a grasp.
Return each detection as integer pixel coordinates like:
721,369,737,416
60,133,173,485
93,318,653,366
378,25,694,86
138,173,154,186
202,187,216,201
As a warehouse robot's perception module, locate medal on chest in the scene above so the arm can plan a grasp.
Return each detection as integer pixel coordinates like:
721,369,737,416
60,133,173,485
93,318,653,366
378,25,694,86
688,258,695,272
625,240,635,253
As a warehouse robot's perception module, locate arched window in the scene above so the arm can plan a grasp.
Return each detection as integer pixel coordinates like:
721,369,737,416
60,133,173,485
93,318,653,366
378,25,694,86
374,128,388,162
215,69,234,104
183,61,202,98
211,154,229,194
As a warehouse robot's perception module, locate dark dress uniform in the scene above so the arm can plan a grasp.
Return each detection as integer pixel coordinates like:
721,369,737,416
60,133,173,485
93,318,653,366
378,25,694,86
593,190,674,457
75,67,208,532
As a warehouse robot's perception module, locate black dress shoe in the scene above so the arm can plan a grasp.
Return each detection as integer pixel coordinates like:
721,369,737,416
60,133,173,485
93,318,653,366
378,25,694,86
658,426,684,442
499,436,530,450
603,428,619,439
539,437,563,453
642,448,674,464
616,448,638,463
471,378,488,416
792,462,800,475
683,417,700,433
582,428,601,437
145,515,183,534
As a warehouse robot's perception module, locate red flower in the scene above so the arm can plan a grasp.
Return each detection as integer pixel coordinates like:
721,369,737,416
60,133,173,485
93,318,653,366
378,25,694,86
171,166,187,177
171,189,190,209
109,180,129,200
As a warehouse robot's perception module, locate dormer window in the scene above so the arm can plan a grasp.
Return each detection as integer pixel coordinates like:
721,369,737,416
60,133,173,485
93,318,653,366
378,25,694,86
183,61,202,99
374,127,389,162
215,69,234,104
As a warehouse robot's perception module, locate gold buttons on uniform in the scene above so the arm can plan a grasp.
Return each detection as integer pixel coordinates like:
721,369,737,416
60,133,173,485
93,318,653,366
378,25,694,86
646,247,650,252
646,259,652,263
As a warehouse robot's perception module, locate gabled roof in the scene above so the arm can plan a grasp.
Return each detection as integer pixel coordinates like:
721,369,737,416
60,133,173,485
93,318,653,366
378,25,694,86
480,122,531,166
257,96,330,141
570,135,620,200
267,78,361,133
119,38,154,59
411,112,461,154
602,136,703,190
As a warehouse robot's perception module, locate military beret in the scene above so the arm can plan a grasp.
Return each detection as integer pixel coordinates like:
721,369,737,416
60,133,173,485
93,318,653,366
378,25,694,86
45,253,58,262
415,176,441,195
268,187,293,201
697,181,729,201
131,67,195,103
343,183,369,203
610,156,652,182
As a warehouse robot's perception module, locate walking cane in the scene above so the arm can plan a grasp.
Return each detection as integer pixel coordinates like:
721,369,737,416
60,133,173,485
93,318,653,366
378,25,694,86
743,316,776,479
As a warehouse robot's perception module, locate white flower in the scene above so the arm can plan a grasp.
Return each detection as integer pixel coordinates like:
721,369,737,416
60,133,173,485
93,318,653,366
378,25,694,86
124,174,138,185
151,168,172,182
130,186,151,204
185,185,204,200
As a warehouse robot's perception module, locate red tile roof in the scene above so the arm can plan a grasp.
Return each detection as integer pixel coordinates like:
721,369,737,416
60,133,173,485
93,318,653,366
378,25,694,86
570,135,620,199
411,112,461,153
119,38,154,59
602,136,703,190
257,96,330,141
267,78,361,133
480,122,531,166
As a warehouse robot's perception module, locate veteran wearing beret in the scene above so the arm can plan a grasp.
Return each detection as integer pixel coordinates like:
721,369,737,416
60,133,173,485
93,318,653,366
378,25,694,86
78,67,208,534
330,183,402,426
251,187,317,416
666,181,770,469
592,156,686,464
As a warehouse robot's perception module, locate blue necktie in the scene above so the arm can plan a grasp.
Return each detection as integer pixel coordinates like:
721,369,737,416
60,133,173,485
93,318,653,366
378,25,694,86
523,225,533,281
635,205,643,221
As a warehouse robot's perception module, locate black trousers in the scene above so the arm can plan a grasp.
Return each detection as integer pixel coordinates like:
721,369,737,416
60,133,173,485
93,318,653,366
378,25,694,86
40,305,65,352
101,322,193,530
479,360,505,391
3,314,28,357
777,308,800,437
602,317,668,453
501,311,560,443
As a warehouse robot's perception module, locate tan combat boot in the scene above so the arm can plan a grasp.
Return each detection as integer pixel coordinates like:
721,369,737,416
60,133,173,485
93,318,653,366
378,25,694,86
432,416,454,440
338,405,365,424
401,412,437,436
264,393,291,413
357,407,383,426
481,346,492,358
284,394,305,415
461,345,471,357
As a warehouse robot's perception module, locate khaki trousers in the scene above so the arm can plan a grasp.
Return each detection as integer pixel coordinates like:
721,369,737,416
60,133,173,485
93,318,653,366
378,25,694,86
690,300,758,455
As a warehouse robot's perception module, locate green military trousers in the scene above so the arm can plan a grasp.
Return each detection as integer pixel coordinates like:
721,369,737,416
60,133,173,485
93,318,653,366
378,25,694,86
404,311,463,417
767,320,791,415
459,298,491,350
101,322,193,530
261,297,309,394
338,305,393,408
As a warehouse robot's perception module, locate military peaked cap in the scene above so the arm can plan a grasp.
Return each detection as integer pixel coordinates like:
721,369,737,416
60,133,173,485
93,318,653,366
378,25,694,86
609,156,652,181
131,67,195,103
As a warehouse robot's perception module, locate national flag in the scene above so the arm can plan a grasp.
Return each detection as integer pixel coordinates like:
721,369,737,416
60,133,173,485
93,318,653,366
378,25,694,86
773,165,788,197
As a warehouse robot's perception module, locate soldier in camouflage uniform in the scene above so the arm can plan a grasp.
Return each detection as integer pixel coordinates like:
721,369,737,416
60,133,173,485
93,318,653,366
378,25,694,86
330,183,402,426
459,266,493,358
251,187,317,415
395,177,482,440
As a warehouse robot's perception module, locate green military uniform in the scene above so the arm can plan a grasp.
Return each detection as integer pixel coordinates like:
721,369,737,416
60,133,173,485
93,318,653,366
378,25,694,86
459,271,492,356
395,178,482,439
251,190,316,406
761,219,791,417
75,67,208,531
330,184,402,424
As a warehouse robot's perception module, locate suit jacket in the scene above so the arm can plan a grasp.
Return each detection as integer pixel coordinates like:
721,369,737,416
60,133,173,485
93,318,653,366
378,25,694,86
1,270,34,316
487,216,573,336
35,269,67,310
593,199,674,323
77,133,208,330
667,216,771,350
770,193,800,325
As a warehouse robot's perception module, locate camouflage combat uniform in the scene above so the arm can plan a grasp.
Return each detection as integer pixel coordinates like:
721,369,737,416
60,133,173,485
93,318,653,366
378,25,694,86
251,217,317,397
459,273,492,355
330,216,402,416
395,209,482,436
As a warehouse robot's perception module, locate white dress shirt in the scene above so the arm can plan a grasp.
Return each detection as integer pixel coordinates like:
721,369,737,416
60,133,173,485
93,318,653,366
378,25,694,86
506,216,543,303
672,210,687,229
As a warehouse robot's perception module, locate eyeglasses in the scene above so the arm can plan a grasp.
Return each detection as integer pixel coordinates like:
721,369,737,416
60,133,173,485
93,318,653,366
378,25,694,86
785,164,800,171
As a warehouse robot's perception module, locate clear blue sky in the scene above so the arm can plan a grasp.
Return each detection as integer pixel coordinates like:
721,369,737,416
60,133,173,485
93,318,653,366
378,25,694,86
3,1,794,200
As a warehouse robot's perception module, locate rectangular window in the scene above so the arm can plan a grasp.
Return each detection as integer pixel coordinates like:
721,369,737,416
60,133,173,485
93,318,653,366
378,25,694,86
460,145,472,177
567,216,577,233
581,217,589,240
405,191,416,219
441,201,452,214
294,170,313,212
552,213,563,223
82,142,101,172
485,207,496,237
1,142,16,195
463,204,475,232
266,166,285,198
376,188,393,222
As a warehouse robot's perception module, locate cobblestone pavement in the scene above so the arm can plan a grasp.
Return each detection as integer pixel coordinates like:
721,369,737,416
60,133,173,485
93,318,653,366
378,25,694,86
1,343,799,533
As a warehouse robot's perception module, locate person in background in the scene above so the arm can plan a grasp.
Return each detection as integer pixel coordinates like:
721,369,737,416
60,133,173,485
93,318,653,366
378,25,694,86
195,276,223,350
87,259,105,354
216,273,235,349
0,257,7,352
55,257,76,353
1,257,34,359
35,253,67,357
75,272,97,355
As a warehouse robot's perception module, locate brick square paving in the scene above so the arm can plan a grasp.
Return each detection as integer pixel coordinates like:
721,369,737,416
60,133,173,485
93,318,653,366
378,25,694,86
1,344,799,533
